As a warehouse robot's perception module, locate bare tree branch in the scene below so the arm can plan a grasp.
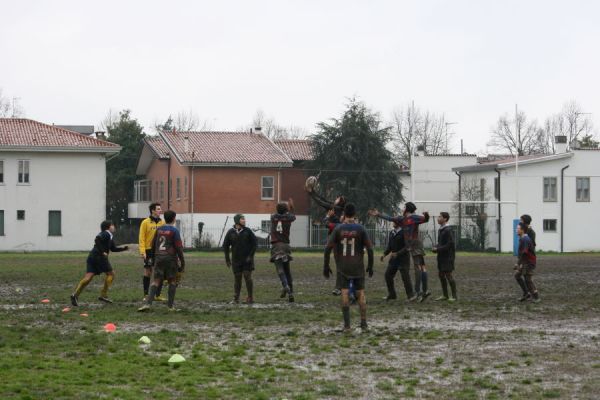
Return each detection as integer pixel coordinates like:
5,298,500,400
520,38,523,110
0,88,24,117
488,110,543,156
390,102,454,167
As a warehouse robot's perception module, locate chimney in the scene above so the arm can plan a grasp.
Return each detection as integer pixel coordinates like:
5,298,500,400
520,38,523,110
555,135,567,153
184,136,190,153
254,126,262,135
415,145,425,157
95,131,106,141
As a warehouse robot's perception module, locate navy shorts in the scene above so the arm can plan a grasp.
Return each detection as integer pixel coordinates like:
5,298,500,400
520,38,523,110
86,255,112,275
339,275,365,291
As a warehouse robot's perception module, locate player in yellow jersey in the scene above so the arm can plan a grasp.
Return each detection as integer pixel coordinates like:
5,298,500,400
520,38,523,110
139,203,166,301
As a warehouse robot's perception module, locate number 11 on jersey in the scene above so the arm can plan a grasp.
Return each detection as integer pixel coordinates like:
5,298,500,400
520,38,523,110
342,237,355,256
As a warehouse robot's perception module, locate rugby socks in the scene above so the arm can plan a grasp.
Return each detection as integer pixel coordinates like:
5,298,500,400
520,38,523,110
167,284,177,308
414,269,422,294
525,276,537,294
74,277,92,296
421,270,429,293
100,274,114,298
284,262,293,294
342,306,351,329
156,281,164,297
146,285,157,305
515,276,528,295
143,276,150,295
275,261,289,291
439,274,449,298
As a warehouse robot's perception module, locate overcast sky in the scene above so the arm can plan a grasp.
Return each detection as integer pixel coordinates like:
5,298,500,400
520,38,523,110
1,0,598,153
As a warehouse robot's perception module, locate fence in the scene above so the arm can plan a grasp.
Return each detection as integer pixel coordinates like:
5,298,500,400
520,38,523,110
117,218,495,252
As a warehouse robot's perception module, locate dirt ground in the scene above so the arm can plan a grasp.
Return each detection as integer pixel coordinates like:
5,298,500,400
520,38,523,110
0,251,598,399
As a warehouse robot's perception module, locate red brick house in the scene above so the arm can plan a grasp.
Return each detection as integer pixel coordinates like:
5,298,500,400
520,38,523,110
130,130,313,247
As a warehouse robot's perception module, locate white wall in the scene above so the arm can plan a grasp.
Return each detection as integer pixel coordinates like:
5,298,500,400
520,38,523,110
175,212,310,248
0,152,107,251
461,150,600,252
400,154,478,222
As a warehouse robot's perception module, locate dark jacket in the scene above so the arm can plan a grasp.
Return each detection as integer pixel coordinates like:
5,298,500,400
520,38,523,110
223,226,258,267
89,231,127,258
518,234,536,267
527,227,537,248
383,228,409,266
436,225,455,272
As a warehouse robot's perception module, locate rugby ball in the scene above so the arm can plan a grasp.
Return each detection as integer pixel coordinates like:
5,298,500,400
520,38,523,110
304,176,318,192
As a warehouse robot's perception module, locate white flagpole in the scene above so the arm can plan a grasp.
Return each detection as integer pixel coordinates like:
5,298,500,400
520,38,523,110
515,104,519,218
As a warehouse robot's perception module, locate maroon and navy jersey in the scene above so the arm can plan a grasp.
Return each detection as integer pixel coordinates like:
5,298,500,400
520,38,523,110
518,234,536,266
153,225,183,258
381,213,429,241
327,223,373,278
270,213,296,244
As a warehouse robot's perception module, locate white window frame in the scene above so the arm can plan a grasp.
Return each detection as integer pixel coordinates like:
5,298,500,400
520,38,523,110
576,177,590,202
543,177,557,202
261,176,275,200
543,219,557,232
18,160,30,185
176,177,181,201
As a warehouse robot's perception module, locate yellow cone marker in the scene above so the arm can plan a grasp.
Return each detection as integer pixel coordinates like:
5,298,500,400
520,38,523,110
138,336,151,344
168,354,185,363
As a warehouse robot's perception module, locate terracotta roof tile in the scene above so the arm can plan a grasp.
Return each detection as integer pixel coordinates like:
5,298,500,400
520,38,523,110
274,139,314,161
145,136,170,158
0,118,119,151
161,130,292,166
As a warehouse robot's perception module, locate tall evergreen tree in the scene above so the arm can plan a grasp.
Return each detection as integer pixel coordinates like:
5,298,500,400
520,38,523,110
105,110,146,224
309,99,403,220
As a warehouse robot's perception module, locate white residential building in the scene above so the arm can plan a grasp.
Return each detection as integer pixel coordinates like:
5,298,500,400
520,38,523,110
395,151,479,247
0,119,120,251
453,137,599,252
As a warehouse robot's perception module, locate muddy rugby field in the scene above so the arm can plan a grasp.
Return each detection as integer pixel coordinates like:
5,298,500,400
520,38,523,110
0,251,598,399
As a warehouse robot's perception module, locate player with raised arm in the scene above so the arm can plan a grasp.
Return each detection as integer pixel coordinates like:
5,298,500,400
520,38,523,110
138,210,185,312
324,203,374,332
305,176,347,296
305,176,346,222
222,214,258,304
369,202,430,301
70,220,128,306
270,199,297,302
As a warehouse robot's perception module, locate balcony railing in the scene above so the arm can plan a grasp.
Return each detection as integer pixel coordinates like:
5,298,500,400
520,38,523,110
133,179,152,202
